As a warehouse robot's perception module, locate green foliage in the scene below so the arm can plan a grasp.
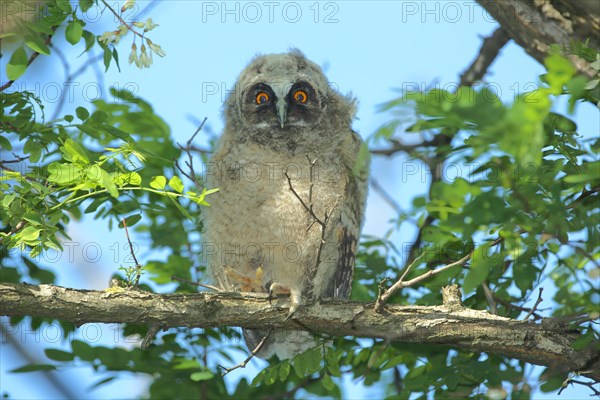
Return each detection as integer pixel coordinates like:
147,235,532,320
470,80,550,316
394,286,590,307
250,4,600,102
368,48,599,397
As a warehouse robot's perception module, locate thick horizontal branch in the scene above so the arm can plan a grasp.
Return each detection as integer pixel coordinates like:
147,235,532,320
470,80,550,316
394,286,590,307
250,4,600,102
1,282,598,381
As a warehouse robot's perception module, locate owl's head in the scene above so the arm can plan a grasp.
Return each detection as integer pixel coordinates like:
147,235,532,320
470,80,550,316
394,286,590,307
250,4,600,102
224,50,355,146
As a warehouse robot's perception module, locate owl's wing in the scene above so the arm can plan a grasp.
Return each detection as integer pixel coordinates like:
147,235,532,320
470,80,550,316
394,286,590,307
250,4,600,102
328,131,369,299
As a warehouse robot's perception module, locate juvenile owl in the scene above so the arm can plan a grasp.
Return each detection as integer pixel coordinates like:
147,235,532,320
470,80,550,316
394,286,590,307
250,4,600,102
202,50,368,360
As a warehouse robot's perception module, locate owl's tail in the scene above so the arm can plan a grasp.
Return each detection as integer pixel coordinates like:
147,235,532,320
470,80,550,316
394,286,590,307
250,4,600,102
243,328,319,360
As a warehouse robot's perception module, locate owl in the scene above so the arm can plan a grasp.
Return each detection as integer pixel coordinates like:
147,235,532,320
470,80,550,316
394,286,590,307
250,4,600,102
202,50,368,360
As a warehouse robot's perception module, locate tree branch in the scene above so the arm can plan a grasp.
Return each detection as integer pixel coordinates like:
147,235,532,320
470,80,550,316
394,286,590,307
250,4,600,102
1,282,598,382
475,0,598,78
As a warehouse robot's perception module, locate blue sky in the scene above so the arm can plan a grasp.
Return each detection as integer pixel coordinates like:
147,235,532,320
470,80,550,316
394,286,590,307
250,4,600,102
1,1,597,398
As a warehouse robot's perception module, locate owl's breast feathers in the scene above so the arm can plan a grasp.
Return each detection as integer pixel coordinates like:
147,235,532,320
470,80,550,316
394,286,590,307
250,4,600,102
203,129,368,302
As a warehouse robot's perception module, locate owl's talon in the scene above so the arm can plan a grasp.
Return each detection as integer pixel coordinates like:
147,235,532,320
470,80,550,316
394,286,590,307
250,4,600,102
267,284,276,305
283,303,299,321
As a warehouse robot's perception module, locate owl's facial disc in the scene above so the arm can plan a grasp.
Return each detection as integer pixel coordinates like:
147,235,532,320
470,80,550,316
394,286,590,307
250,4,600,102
244,80,320,130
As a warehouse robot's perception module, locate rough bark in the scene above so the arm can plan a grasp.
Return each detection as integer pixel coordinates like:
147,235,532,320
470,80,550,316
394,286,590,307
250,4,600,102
476,0,599,78
1,282,598,381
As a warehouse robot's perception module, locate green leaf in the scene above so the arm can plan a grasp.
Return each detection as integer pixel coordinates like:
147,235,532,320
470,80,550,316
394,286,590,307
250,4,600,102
65,20,83,45
101,125,130,139
544,54,576,95
101,170,119,198
11,364,57,373
190,371,214,381
56,0,73,12
48,163,82,185
61,138,90,164
102,42,112,72
71,340,95,361
20,226,40,241
7,46,28,81
150,176,167,190
76,106,89,121
463,243,500,294
79,0,95,12
22,212,43,226
112,47,121,72
88,376,116,390
539,371,565,392
168,176,184,193
45,349,74,362
278,362,290,381
80,30,96,55
0,135,12,151
118,214,142,228
25,36,50,55
90,110,108,124
23,139,42,162
2,192,17,208
322,373,335,390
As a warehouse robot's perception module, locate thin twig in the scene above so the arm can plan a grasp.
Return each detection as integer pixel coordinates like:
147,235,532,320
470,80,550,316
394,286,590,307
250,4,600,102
99,0,146,40
482,282,498,315
524,288,544,320
0,154,29,164
218,326,274,376
370,178,407,218
175,117,208,189
0,221,27,244
141,325,161,349
557,373,600,396
122,218,142,287
171,275,223,292
369,138,437,157
375,238,504,312
492,295,545,320
284,162,340,268
284,170,324,227
567,187,600,209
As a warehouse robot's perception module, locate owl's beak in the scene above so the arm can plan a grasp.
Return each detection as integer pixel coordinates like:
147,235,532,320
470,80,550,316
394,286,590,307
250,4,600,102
276,99,287,128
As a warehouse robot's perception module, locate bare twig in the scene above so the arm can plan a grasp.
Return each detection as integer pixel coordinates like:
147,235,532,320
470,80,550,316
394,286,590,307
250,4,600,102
175,117,208,189
557,373,600,396
492,295,545,320
218,326,274,376
99,0,146,40
524,288,544,320
49,45,104,121
171,275,223,292
369,138,438,157
283,161,340,280
482,282,498,315
141,325,161,349
122,218,142,287
567,187,600,209
0,154,29,164
0,221,27,244
375,238,504,312
284,169,324,227
370,178,408,218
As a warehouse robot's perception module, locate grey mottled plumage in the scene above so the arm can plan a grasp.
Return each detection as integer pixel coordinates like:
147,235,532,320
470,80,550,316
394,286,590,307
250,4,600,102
202,50,368,359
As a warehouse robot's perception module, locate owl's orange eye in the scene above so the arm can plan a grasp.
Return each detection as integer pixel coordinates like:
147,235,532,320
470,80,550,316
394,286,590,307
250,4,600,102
255,92,270,104
293,90,308,103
